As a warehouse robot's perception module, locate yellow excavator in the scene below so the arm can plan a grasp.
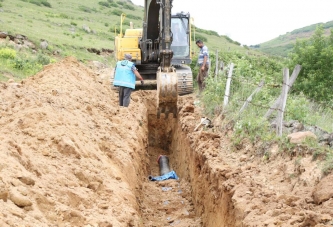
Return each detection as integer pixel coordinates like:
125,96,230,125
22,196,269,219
113,0,193,118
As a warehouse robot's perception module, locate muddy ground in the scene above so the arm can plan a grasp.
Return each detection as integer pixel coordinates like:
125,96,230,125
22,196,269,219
0,57,333,226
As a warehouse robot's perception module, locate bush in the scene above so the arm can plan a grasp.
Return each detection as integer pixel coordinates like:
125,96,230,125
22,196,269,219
123,3,134,10
30,0,41,6
126,14,141,20
111,9,122,16
36,54,50,65
79,5,92,13
192,33,207,42
59,13,69,19
40,0,51,7
0,48,17,59
98,1,110,7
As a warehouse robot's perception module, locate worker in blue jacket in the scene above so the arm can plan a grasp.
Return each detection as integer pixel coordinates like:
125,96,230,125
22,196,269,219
113,54,144,107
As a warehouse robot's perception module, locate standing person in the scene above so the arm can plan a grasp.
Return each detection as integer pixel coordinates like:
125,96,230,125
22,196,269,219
113,54,144,107
196,40,210,93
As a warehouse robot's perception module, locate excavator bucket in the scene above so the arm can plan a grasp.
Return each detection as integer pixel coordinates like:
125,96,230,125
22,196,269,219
156,70,178,119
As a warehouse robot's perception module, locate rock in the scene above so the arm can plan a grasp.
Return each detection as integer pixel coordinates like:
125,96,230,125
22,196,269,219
87,182,100,191
40,40,48,49
287,131,317,144
10,189,32,207
183,105,195,113
0,31,8,38
313,174,333,204
82,25,91,33
239,155,247,162
0,188,9,202
18,176,35,186
291,121,304,132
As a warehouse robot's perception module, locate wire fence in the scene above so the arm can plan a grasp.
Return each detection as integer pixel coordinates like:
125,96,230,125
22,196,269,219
202,60,306,136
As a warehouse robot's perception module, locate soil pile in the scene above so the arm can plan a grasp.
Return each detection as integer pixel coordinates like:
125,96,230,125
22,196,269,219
0,57,148,226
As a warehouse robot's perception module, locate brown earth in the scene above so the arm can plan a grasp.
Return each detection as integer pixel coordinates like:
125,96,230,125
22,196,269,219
0,57,333,226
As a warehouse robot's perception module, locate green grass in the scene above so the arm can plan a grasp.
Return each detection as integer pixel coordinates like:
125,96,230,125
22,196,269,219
251,21,333,57
0,0,265,80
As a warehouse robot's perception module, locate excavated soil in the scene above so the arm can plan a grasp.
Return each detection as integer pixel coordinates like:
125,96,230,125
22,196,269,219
0,57,333,227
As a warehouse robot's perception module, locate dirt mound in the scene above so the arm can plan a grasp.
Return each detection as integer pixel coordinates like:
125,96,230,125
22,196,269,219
0,57,148,226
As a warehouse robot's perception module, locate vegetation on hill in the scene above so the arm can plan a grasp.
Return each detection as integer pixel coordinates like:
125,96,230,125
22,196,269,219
289,25,333,105
0,0,257,80
251,20,333,57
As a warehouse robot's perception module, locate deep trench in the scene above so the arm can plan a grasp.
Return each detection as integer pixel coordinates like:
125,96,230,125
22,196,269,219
137,94,237,227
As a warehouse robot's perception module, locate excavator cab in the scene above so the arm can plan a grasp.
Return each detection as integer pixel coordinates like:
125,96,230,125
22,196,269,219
113,0,194,118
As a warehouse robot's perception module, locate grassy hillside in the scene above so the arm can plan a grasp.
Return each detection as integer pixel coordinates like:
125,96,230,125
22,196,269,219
251,20,333,57
0,0,144,61
0,0,260,62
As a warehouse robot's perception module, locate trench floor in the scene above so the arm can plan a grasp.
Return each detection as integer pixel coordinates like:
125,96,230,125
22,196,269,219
138,113,202,226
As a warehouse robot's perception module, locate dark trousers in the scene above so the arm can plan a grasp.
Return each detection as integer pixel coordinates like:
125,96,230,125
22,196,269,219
197,64,209,93
119,86,132,107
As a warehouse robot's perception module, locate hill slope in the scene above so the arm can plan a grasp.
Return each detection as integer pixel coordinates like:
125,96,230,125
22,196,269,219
251,20,333,57
0,0,256,64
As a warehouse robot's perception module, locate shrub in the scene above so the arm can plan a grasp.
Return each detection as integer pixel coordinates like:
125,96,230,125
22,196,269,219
36,54,50,65
98,1,110,7
30,0,41,6
59,13,69,19
123,3,134,10
79,5,92,13
111,9,122,16
126,14,141,20
40,0,51,7
0,48,17,59
192,33,207,42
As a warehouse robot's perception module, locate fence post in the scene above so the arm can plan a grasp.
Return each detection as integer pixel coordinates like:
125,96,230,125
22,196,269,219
276,68,289,136
215,49,219,82
264,65,302,119
223,63,234,108
239,80,265,114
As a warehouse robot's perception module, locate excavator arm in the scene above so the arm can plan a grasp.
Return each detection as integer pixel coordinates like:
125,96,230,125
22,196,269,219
140,0,178,118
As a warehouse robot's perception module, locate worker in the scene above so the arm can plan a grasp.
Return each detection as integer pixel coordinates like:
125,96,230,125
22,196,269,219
172,23,187,45
113,54,144,107
196,40,210,93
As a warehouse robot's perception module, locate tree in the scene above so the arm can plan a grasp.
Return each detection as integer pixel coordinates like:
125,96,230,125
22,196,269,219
289,25,333,105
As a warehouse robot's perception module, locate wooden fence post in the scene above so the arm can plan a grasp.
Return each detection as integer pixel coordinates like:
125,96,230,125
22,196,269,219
215,49,219,82
223,63,234,108
239,80,265,114
264,65,302,119
276,68,289,136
